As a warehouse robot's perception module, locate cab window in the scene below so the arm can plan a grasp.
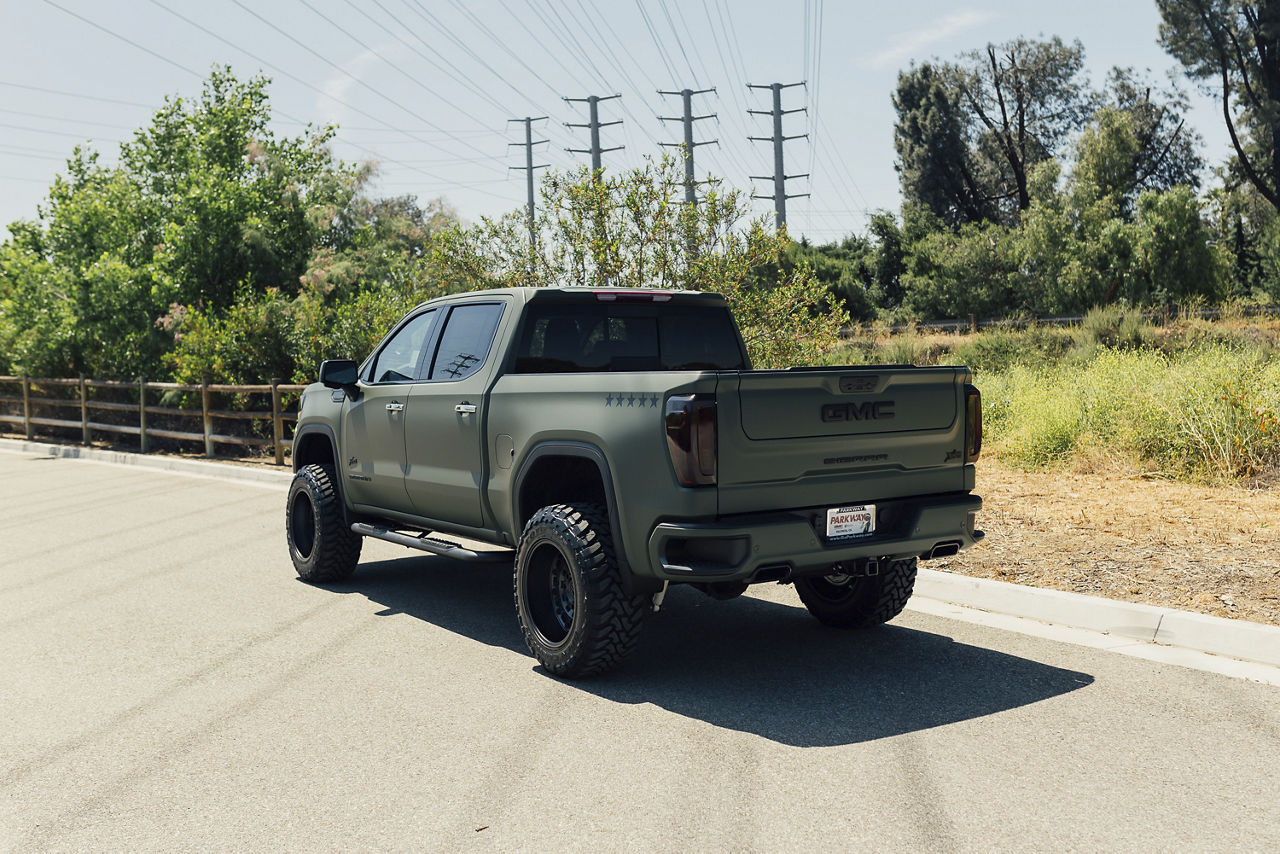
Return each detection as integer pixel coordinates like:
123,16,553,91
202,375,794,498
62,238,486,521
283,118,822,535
369,309,438,383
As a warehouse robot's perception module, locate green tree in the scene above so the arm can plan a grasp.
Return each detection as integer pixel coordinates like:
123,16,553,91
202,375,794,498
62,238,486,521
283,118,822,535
1158,0,1280,210
0,67,397,381
893,63,992,226
893,38,1098,227
432,155,848,367
1103,68,1204,198
954,37,1096,222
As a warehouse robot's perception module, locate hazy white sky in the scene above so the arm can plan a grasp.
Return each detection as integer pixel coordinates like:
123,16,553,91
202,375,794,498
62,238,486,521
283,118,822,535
1,1,1229,243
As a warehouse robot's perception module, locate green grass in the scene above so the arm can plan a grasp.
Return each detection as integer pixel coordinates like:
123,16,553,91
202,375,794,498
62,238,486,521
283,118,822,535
821,313,1280,483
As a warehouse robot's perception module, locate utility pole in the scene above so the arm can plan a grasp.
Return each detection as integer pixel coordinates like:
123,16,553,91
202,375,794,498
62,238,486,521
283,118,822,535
657,88,717,205
506,117,549,247
564,94,624,180
747,81,809,231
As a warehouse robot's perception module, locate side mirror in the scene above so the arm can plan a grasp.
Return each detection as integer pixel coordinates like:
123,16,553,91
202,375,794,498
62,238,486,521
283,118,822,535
319,359,360,400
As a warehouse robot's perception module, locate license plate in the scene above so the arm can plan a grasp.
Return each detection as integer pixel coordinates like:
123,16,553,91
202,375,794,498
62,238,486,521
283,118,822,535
826,504,876,539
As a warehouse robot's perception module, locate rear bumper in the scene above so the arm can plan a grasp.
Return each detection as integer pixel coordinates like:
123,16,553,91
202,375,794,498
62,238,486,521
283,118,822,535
644,492,983,583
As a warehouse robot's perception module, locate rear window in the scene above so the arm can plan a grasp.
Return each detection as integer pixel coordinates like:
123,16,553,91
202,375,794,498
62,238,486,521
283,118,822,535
513,303,746,373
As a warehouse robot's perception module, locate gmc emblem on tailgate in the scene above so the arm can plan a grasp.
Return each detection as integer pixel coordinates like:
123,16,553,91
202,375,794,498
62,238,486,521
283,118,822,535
822,401,896,422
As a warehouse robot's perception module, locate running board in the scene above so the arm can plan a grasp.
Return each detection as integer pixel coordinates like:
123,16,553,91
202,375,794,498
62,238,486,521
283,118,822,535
351,523,514,563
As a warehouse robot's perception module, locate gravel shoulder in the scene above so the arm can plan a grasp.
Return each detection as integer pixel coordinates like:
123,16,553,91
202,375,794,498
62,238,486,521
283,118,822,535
933,459,1280,627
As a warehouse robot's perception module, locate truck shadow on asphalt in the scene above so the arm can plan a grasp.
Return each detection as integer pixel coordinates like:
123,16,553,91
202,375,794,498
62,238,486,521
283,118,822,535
333,556,1095,748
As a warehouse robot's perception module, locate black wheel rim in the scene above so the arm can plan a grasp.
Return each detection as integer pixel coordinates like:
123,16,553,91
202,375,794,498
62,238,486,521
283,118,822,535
290,492,316,559
524,541,579,646
807,572,864,605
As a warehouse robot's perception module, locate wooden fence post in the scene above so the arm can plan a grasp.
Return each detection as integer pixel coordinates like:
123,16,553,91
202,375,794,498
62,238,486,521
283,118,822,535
138,377,149,453
201,380,214,458
271,378,284,466
21,375,32,440
80,375,89,445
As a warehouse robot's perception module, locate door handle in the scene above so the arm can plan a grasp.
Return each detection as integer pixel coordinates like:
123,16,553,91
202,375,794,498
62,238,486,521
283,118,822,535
386,402,405,412
455,404,477,414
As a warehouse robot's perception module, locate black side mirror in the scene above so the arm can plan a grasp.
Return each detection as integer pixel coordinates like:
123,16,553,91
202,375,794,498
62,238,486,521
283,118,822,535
319,359,360,400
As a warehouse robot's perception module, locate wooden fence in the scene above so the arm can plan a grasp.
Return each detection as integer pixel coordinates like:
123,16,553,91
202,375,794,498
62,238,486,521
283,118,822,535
0,376,307,465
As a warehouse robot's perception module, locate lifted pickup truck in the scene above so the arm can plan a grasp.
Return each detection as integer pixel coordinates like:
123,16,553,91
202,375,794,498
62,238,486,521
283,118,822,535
287,287,983,677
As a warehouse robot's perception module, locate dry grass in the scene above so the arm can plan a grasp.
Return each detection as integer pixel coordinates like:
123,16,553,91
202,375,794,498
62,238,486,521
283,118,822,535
934,455,1280,626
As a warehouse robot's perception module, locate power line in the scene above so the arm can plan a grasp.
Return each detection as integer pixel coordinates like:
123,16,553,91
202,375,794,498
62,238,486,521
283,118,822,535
43,0,204,79
227,0,501,157
340,0,512,116
633,0,681,84
655,0,700,84
0,108,137,131
0,81,157,109
0,121,121,142
447,0,561,100
59,0,523,204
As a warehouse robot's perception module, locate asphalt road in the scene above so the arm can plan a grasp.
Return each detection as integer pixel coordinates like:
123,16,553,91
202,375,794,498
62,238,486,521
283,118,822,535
3,451,1278,852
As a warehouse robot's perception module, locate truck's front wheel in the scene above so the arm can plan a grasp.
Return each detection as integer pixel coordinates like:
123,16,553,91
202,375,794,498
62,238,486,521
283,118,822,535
794,557,918,628
514,503,647,678
286,464,362,584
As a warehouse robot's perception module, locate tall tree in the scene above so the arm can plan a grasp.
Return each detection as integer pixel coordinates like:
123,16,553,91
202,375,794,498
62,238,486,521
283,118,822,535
893,63,992,226
1103,67,1204,199
893,38,1096,226
954,37,1096,220
1158,0,1280,210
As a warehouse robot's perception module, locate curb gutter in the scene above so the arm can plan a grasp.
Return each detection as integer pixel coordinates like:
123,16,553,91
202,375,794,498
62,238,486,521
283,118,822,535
5,437,1278,671
915,569,1280,669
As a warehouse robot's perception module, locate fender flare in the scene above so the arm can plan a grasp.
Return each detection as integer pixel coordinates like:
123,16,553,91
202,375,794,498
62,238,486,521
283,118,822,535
291,423,348,509
512,441,642,586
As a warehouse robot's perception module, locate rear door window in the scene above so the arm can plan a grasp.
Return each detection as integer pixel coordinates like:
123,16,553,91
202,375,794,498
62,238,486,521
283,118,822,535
428,302,505,381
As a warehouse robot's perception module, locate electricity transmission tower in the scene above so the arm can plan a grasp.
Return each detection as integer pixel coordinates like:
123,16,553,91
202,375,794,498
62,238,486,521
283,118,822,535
507,116,549,247
657,87,717,205
747,81,809,230
564,94,624,180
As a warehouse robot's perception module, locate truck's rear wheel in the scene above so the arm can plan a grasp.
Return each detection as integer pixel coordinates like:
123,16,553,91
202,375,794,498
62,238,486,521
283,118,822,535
286,464,362,584
514,503,647,678
794,557,917,628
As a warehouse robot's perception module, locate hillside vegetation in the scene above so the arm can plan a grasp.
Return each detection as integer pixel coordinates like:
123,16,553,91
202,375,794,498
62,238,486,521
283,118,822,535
825,306,1280,484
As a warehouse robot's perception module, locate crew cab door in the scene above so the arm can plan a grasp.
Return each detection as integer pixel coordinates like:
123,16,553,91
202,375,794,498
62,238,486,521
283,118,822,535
403,300,506,527
340,307,441,514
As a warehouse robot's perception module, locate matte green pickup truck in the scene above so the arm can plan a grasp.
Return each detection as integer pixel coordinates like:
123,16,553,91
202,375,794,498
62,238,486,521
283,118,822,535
286,287,984,677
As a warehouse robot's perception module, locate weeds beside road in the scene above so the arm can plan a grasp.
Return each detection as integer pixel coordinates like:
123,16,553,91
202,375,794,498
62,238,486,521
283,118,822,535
828,306,1280,483
938,458,1280,627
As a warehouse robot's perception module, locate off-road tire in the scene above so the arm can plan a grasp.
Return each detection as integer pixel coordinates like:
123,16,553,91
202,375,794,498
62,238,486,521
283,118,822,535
794,557,918,628
514,503,647,678
286,463,362,584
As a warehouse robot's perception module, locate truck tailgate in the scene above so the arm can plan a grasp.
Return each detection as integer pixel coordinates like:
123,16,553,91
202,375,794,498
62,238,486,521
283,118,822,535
716,366,972,515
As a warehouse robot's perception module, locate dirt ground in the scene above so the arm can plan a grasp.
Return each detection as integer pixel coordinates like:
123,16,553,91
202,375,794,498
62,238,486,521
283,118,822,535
932,458,1280,627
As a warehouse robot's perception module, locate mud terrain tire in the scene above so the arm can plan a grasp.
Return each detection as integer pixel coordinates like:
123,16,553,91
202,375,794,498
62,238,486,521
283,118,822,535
514,503,647,678
286,464,362,583
794,557,918,628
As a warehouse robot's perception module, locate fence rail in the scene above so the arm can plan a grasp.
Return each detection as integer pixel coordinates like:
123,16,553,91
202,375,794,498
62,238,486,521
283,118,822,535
0,376,307,465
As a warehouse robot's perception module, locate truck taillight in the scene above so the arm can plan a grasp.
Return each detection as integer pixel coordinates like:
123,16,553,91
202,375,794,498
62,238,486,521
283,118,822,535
665,394,717,487
965,384,982,462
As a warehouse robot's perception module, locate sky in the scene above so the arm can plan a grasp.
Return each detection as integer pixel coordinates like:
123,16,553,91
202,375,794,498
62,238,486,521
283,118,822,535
0,0,1232,244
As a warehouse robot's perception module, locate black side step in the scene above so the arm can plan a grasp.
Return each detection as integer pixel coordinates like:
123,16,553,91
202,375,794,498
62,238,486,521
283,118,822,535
351,523,514,563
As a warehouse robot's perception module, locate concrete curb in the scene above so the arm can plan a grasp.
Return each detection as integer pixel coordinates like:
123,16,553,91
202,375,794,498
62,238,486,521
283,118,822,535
915,568,1280,669
0,437,292,487
5,437,1278,670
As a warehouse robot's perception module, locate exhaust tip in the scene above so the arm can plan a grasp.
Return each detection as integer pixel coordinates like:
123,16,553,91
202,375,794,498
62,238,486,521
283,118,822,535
926,541,961,559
